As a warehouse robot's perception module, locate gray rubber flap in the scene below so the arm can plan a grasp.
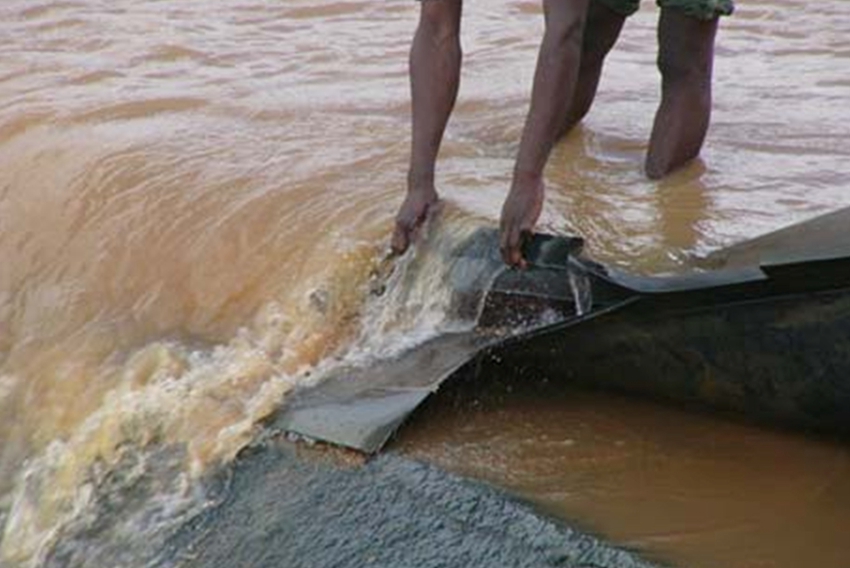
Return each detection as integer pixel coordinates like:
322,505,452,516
706,206,850,268
272,332,488,453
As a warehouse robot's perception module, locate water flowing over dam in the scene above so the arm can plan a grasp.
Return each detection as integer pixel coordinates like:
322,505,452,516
1,1,850,567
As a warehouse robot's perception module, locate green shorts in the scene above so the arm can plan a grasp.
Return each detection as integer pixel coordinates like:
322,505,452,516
413,0,734,21
599,0,734,20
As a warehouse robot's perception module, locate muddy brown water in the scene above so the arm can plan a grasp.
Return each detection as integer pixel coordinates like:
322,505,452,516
398,391,850,568
1,0,849,566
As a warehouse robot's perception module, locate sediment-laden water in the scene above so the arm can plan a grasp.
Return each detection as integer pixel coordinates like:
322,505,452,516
1,1,849,567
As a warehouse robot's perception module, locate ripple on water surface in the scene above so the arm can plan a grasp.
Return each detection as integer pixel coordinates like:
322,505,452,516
1,0,849,566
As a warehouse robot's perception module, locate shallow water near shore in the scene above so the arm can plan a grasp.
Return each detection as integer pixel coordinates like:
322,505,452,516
397,390,850,568
1,0,849,567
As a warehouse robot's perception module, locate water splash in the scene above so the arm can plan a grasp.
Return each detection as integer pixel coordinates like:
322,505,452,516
568,258,593,317
0,209,488,568
347,211,482,363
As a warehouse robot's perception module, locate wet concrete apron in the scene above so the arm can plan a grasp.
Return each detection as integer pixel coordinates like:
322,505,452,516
162,437,656,568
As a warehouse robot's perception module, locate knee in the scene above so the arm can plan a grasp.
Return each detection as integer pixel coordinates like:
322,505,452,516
583,33,617,63
418,0,462,46
657,45,713,87
545,12,585,49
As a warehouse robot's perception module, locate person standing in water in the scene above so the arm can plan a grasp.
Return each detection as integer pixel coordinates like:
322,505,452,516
391,0,733,267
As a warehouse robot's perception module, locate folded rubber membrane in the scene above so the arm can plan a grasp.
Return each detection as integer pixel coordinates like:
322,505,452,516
273,207,850,452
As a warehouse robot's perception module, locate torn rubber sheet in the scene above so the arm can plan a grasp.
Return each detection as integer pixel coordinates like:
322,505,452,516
273,207,850,452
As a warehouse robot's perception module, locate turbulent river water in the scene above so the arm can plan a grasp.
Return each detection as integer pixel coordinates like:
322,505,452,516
1,1,849,567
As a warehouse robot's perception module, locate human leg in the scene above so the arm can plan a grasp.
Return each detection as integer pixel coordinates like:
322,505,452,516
558,0,627,138
644,7,718,180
